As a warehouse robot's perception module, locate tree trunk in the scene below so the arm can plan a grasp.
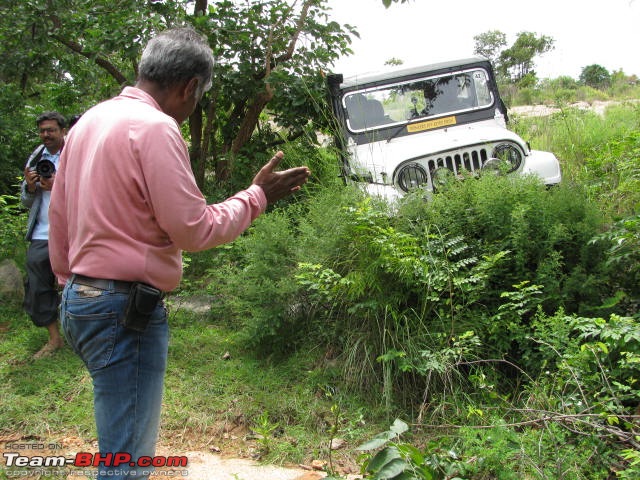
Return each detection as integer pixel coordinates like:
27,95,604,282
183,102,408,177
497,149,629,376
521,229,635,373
189,0,208,189
228,0,311,156
230,89,274,155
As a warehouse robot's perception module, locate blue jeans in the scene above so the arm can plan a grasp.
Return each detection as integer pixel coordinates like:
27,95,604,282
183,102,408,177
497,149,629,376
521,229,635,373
61,280,168,479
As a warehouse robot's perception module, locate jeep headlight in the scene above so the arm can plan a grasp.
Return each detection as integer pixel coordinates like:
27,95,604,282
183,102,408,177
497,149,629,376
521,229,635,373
488,143,522,173
397,163,428,192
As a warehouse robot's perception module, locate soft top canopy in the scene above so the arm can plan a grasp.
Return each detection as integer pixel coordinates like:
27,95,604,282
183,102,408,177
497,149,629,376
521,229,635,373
332,57,492,91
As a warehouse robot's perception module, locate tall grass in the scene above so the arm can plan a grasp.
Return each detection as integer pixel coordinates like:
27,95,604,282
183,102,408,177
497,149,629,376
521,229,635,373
501,75,640,107
512,102,640,219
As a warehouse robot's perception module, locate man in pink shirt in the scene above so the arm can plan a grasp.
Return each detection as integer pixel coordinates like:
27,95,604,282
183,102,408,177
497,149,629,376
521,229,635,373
49,27,309,479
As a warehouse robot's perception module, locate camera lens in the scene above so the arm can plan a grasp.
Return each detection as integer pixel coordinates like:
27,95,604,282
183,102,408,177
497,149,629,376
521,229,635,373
35,159,56,178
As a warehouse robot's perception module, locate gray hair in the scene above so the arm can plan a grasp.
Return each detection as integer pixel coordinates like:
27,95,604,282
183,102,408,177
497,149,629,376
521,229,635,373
36,111,66,129
138,27,214,99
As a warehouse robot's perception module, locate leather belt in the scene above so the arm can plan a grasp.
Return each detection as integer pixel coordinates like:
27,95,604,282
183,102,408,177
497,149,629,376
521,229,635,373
70,274,133,294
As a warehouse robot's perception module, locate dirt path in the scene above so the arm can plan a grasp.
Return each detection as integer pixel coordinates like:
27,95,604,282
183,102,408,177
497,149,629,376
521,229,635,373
161,450,329,480
0,444,350,480
1,434,359,480
153,444,351,480
509,99,638,117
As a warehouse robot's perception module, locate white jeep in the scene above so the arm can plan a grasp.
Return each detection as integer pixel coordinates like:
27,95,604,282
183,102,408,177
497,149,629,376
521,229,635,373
327,57,561,201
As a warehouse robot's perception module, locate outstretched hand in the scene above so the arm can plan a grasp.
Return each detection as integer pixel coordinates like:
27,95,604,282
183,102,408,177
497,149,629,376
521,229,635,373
252,151,311,204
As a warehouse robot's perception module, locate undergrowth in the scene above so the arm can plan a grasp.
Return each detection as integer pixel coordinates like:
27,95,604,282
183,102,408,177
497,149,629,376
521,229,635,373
2,104,639,478
193,103,640,476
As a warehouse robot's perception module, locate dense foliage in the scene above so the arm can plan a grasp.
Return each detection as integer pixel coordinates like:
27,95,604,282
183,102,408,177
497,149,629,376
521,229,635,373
0,0,355,194
1,3,639,477
221,175,611,381
3,99,636,480
186,104,640,478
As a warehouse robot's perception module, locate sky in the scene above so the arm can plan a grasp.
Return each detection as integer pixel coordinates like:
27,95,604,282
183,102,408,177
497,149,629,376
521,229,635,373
324,0,640,80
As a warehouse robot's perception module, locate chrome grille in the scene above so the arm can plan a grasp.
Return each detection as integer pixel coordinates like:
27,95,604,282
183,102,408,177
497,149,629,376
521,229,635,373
427,147,490,175
395,146,493,192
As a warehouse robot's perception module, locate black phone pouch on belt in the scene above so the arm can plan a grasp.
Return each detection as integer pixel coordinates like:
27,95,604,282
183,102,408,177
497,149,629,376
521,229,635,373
122,282,164,332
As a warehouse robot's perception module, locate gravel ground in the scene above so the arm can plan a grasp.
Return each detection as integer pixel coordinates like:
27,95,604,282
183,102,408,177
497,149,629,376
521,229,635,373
173,451,329,480
509,99,634,117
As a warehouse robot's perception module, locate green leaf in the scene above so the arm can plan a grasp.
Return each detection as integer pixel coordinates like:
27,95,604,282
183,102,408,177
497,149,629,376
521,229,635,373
389,418,409,436
357,431,396,451
606,415,620,426
392,473,424,480
374,457,408,479
366,446,402,473
396,444,424,466
358,419,409,451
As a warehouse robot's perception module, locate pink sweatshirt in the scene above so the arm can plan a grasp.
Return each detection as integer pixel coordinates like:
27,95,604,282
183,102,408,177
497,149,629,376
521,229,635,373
49,87,267,292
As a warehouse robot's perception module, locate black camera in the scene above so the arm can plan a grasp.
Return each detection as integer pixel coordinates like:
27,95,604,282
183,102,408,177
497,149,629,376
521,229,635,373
35,159,56,178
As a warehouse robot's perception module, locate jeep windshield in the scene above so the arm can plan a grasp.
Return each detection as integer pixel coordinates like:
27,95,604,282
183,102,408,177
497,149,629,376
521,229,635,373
343,68,494,133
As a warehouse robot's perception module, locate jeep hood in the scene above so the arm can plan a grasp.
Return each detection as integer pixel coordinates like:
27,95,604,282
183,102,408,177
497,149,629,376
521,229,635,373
350,121,526,169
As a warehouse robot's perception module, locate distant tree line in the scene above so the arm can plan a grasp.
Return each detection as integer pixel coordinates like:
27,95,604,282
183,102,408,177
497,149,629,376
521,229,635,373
473,29,635,91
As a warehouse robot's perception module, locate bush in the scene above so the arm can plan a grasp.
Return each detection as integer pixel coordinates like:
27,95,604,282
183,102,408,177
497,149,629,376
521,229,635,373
208,173,611,406
397,174,606,315
0,193,27,262
205,184,365,356
346,416,615,479
589,214,640,314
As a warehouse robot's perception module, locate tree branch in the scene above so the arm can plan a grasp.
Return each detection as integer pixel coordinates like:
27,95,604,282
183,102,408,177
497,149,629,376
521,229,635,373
273,0,311,64
413,410,640,449
252,0,312,80
230,0,312,154
48,13,129,86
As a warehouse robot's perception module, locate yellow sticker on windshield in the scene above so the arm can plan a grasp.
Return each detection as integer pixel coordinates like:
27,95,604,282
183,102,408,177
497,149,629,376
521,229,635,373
407,116,457,133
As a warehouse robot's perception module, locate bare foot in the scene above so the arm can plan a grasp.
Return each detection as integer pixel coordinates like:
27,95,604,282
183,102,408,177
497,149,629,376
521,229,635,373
33,339,64,359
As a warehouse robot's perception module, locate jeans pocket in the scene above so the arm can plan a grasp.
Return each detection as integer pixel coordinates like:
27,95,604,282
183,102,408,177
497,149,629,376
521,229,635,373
63,298,119,371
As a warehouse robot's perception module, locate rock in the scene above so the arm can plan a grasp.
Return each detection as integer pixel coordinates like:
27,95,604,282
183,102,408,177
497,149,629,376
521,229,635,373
0,259,24,302
168,294,215,313
294,473,324,480
330,438,346,450
310,459,327,470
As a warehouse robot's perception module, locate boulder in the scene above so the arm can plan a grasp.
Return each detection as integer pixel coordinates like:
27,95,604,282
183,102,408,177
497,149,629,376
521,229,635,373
0,258,24,302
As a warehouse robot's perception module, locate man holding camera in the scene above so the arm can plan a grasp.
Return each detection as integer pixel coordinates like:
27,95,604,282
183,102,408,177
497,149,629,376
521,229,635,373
49,28,310,479
21,111,67,359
